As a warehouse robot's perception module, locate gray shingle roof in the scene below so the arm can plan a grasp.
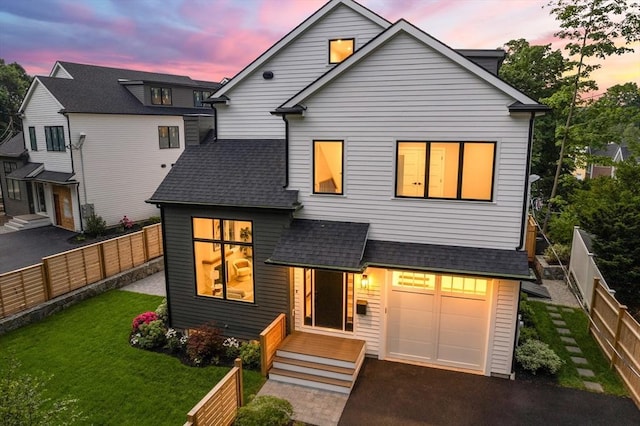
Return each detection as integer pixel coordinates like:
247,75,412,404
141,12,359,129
34,61,220,115
7,162,42,179
266,219,370,271
148,137,298,209
0,132,27,158
363,240,532,280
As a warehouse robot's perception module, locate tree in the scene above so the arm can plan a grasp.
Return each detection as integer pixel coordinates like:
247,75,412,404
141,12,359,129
542,0,640,231
570,161,640,317
499,39,571,196
0,59,32,141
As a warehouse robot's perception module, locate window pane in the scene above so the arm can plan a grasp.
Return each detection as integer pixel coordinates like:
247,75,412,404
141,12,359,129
194,91,202,107
393,271,436,291
228,245,254,302
194,242,222,298
169,126,179,148
158,127,169,149
441,275,487,296
224,220,252,243
29,127,37,151
461,143,495,200
429,143,459,198
314,141,343,194
329,39,354,63
162,88,172,105
304,269,312,325
193,218,220,240
151,87,161,105
396,142,426,197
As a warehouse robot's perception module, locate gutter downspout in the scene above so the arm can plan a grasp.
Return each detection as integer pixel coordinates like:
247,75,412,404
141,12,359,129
282,115,289,189
518,112,536,250
209,104,218,140
62,111,84,232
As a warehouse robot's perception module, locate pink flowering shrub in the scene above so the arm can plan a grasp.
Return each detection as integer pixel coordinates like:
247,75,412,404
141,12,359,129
132,311,158,332
120,215,135,230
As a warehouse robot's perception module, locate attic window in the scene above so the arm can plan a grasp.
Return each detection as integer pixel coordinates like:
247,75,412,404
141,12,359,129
151,87,172,105
329,38,354,64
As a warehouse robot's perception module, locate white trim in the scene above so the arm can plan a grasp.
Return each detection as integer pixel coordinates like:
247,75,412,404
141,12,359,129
281,20,538,108
19,78,65,114
50,61,72,78
212,0,389,98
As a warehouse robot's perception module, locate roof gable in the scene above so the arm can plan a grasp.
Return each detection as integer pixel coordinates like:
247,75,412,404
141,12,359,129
280,19,540,110
213,0,389,98
19,77,65,113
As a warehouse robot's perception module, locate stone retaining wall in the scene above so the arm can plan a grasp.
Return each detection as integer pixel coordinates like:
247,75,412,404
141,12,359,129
0,257,164,335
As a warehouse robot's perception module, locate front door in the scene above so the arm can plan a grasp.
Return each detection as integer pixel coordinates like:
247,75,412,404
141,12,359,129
52,185,75,230
314,270,344,329
303,269,354,331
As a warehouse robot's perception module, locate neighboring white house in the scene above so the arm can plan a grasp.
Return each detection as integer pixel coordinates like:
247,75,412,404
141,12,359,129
150,0,548,386
10,62,219,231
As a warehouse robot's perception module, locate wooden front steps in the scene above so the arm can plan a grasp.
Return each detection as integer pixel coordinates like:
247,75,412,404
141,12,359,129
268,332,366,394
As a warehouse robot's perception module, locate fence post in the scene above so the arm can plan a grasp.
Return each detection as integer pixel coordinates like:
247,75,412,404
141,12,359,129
235,358,244,407
588,277,600,332
610,305,628,369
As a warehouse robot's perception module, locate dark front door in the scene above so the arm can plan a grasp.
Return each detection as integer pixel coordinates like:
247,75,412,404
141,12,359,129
314,270,344,329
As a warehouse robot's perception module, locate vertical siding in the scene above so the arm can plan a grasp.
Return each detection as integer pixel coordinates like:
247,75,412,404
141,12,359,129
288,32,529,249
489,279,519,375
68,114,185,226
22,81,72,173
217,4,385,139
164,205,292,340
293,266,383,356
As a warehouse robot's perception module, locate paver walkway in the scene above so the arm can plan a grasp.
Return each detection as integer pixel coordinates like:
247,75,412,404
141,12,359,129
545,304,604,392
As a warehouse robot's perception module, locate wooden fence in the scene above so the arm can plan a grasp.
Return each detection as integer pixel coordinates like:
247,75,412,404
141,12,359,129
525,214,537,262
260,313,287,376
184,359,243,426
0,223,163,319
589,278,640,408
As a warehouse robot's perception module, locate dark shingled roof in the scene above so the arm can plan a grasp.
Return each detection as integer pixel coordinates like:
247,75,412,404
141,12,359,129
0,132,27,158
35,170,75,184
148,137,298,209
7,161,75,184
35,61,220,115
7,162,42,179
363,240,532,280
267,219,370,271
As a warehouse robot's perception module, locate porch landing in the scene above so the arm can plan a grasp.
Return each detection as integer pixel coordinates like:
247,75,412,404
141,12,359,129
4,214,51,232
269,332,366,394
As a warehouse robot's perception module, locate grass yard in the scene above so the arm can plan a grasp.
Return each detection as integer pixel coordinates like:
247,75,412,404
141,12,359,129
528,300,627,396
0,290,264,425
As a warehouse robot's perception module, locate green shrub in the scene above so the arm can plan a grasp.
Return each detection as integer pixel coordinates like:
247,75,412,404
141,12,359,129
518,326,539,343
516,339,564,375
84,214,107,237
223,337,241,360
239,340,261,370
548,209,579,245
155,299,169,324
186,323,224,365
519,299,535,327
147,216,161,224
136,320,167,350
164,328,186,353
543,243,571,265
234,395,293,426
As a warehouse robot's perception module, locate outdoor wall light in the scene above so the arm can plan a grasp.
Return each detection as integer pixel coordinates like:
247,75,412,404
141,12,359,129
361,274,369,289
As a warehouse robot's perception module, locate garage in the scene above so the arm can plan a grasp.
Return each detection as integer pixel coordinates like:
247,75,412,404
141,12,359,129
386,271,490,372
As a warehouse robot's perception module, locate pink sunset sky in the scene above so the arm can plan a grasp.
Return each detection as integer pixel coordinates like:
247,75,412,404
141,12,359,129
1,0,638,93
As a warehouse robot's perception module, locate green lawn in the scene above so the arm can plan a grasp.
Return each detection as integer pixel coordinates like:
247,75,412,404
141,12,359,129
528,300,627,396
0,290,264,425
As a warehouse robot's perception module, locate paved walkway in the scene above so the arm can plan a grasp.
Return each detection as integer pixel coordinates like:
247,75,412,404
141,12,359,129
120,271,166,297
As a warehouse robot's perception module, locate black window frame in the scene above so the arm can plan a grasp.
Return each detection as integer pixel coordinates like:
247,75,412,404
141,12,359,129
328,38,355,64
151,87,172,105
193,90,212,107
158,126,180,149
3,161,17,174
44,126,65,152
7,178,21,200
29,126,37,151
395,141,497,202
313,140,344,195
192,217,255,303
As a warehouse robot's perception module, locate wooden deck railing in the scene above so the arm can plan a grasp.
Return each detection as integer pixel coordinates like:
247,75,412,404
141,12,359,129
184,359,243,426
0,223,163,319
260,313,287,376
589,278,640,408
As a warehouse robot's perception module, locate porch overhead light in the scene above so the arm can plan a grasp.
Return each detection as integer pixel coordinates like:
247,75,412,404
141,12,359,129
361,274,369,289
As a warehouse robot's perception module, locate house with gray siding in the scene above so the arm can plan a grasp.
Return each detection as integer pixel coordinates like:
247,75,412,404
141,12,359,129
0,132,31,217
8,62,219,232
150,0,547,389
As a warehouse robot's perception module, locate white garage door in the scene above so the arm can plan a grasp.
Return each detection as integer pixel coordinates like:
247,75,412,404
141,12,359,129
387,272,490,371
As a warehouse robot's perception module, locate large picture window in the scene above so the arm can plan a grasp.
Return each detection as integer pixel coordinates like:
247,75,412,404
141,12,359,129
45,126,65,152
396,141,495,201
193,218,254,303
313,140,343,194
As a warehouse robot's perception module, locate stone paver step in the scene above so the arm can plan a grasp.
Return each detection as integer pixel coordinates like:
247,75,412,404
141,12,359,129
552,320,567,326
546,305,559,311
566,346,582,354
562,307,574,313
561,336,577,344
557,328,571,335
577,368,595,378
549,312,562,318
583,381,604,392
571,356,588,365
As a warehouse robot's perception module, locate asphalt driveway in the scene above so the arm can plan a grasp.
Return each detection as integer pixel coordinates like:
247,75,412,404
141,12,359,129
0,226,86,274
339,359,640,426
